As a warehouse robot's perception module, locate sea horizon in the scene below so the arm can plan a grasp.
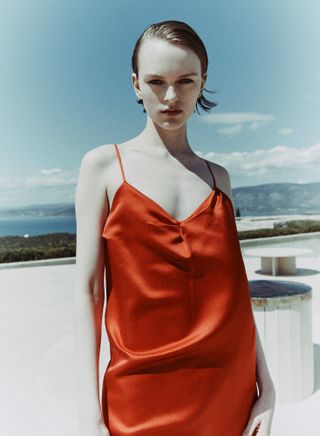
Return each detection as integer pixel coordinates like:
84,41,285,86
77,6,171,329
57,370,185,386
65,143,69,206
0,217,76,237
1,212,320,237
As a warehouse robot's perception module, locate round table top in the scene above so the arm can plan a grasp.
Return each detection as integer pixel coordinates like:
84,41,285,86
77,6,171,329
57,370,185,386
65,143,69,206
245,247,312,257
249,279,312,298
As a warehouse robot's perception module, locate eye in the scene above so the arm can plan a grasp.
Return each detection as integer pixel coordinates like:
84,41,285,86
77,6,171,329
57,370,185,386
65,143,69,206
148,79,194,85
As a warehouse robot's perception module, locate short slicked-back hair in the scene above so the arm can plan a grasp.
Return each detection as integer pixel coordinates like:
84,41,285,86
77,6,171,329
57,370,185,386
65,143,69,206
131,20,218,115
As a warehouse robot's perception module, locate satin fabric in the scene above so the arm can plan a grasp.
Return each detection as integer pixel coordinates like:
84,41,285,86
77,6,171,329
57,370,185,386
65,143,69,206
101,143,258,435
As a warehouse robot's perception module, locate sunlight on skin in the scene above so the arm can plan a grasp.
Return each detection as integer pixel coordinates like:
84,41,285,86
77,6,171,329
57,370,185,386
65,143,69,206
131,38,207,154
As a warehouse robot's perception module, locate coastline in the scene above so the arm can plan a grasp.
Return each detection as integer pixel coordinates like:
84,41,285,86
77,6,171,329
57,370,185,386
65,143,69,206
1,217,320,264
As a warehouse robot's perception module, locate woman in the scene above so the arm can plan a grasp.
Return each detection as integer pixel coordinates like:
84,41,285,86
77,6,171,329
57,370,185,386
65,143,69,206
73,20,276,436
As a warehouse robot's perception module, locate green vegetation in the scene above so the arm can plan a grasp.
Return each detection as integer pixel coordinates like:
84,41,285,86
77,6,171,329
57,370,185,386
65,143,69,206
0,233,76,263
0,220,319,263
238,220,320,240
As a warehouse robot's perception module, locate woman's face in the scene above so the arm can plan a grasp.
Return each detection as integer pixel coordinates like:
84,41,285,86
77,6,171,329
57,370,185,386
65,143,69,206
132,38,206,129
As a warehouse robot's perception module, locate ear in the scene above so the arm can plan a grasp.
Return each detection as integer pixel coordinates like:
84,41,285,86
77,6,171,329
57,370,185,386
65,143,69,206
199,73,207,97
132,72,142,99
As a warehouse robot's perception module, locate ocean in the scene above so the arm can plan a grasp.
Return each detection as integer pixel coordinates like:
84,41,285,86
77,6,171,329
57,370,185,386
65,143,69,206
0,217,76,237
0,213,319,238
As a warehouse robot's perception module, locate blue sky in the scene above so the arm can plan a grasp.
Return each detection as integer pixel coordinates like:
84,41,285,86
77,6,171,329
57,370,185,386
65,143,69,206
1,0,319,208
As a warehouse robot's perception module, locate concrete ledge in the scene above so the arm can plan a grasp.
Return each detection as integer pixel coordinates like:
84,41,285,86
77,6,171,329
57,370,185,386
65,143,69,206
0,232,319,270
0,256,76,270
0,237,319,435
240,231,320,248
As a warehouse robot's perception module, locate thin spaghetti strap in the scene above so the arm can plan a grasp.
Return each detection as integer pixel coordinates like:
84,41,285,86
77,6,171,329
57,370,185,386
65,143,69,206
114,144,126,182
205,160,216,189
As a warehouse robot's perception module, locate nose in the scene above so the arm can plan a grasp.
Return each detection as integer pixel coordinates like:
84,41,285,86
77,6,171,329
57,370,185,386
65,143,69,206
164,85,178,103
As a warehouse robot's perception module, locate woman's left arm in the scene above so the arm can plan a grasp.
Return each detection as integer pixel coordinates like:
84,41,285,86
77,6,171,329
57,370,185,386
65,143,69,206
241,319,277,436
219,165,277,435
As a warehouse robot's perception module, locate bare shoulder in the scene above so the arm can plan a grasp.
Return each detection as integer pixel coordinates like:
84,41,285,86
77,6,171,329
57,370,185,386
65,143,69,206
77,143,118,210
80,143,116,171
205,159,234,205
75,144,116,238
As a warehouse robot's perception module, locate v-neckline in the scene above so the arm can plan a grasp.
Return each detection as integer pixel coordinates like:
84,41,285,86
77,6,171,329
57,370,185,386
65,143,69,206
112,180,218,225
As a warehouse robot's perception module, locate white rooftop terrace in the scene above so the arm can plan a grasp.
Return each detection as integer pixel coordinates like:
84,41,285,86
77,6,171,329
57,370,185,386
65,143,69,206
0,232,319,436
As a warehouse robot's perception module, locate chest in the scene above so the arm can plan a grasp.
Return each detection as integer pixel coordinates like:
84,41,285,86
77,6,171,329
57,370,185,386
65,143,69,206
106,150,215,223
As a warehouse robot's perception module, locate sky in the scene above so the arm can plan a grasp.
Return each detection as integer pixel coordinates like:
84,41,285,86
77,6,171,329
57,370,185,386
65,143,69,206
1,0,319,208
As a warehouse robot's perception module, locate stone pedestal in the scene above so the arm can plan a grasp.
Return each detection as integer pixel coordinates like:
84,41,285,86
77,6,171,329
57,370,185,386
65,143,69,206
249,279,314,403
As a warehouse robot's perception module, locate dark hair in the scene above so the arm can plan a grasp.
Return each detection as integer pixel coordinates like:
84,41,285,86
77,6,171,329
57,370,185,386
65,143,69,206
131,20,218,115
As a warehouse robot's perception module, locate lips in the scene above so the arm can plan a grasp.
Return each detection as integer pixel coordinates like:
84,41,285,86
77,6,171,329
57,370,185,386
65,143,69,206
161,109,182,113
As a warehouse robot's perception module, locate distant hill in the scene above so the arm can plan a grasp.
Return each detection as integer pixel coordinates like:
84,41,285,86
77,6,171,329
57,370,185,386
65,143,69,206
233,182,320,216
0,182,319,218
0,203,75,219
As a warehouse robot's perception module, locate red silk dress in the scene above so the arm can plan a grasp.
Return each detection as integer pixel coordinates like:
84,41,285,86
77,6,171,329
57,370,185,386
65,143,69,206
101,143,258,435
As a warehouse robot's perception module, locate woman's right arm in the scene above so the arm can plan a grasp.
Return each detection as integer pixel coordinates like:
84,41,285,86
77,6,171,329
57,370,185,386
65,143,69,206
72,148,111,435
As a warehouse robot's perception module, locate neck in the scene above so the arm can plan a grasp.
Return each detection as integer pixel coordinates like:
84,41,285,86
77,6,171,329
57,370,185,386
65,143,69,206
135,116,196,156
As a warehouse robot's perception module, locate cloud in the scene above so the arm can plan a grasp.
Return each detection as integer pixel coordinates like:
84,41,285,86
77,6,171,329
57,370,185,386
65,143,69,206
41,168,62,175
0,167,80,208
201,112,274,125
196,143,320,186
249,121,270,130
199,112,274,137
1,144,319,208
217,123,242,137
0,168,79,189
278,128,294,135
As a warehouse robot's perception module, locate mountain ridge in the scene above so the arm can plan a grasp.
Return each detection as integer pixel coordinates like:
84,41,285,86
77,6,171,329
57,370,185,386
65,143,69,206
0,182,319,218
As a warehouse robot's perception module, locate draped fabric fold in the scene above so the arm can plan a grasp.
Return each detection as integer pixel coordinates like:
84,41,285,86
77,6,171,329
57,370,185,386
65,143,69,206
101,144,258,436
